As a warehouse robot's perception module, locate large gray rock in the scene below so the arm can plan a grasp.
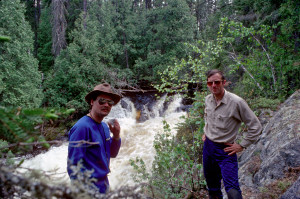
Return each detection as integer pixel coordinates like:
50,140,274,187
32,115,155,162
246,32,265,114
238,90,300,195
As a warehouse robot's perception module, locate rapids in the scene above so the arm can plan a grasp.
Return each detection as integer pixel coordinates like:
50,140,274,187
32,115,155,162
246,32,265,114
18,94,187,190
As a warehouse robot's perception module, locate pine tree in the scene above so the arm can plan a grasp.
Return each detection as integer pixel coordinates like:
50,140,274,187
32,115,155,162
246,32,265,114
134,0,197,81
51,0,67,57
43,1,112,109
0,0,43,108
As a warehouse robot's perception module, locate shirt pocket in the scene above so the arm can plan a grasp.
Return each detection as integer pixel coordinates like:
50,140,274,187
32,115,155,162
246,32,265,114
215,114,231,130
205,108,213,118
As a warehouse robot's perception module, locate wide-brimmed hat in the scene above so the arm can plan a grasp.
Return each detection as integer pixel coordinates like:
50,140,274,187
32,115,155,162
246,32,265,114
85,83,121,105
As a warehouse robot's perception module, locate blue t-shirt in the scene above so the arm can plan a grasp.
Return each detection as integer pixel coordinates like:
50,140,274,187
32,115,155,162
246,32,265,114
67,116,121,192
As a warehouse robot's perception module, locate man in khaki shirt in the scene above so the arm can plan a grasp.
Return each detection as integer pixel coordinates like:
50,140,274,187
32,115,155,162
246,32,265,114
202,69,262,199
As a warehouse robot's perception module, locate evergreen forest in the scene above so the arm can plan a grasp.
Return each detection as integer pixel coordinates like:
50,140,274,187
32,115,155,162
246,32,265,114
0,0,299,198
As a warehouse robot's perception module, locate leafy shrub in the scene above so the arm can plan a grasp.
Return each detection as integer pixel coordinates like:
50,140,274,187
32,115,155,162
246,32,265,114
130,117,206,198
249,97,281,110
0,106,75,154
0,140,10,156
175,117,204,164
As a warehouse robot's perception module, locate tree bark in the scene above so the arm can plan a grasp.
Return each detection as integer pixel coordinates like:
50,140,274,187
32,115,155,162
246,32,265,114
83,0,87,29
51,0,67,57
145,0,152,9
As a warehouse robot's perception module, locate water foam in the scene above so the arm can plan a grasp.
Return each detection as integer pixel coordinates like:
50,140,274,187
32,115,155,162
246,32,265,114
18,95,187,190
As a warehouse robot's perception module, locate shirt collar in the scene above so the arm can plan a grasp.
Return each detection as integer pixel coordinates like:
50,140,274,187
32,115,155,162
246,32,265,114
220,89,229,105
209,89,228,105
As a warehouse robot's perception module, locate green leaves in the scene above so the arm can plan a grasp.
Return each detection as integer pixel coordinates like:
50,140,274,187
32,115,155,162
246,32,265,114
0,35,11,42
131,115,206,198
158,12,298,100
0,0,43,108
0,106,75,154
44,113,59,120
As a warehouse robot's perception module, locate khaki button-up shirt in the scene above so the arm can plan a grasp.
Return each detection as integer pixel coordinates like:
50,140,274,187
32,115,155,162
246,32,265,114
204,90,262,148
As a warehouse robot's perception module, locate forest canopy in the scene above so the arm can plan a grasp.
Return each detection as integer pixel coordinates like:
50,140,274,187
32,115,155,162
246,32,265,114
0,0,299,110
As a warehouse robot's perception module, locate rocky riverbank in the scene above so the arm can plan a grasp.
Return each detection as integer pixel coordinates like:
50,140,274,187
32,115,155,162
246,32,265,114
239,90,300,199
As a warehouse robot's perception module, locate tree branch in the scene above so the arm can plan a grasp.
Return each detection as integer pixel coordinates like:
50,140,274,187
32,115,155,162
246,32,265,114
229,43,263,91
250,33,277,92
0,140,99,151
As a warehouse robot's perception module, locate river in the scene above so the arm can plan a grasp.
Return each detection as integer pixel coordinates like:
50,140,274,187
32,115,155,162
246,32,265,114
18,94,187,190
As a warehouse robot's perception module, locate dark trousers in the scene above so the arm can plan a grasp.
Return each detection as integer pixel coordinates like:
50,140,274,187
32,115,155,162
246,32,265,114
95,176,109,193
70,176,109,194
203,138,241,198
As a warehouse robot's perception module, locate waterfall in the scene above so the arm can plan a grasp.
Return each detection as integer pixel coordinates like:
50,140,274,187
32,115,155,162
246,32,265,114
18,94,187,190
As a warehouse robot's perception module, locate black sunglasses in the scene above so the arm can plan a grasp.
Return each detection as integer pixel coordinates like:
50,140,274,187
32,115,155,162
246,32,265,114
207,80,223,86
98,98,115,106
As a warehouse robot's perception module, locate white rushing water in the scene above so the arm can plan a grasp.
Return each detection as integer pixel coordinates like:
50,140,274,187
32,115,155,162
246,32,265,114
18,95,187,190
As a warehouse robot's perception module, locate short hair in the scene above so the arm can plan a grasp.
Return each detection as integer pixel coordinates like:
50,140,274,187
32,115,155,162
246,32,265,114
88,95,99,110
206,69,226,80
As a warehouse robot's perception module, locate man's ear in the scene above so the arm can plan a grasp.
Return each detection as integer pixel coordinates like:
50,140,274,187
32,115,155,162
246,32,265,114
223,80,226,85
90,99,94,106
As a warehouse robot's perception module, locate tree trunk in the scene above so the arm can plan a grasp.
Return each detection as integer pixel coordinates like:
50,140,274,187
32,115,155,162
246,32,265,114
51,0,67,57
145,0,152,9
83,0,87,29
34,0,41,57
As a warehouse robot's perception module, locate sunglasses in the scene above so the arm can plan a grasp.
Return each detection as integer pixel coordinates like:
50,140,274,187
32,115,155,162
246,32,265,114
207,80,223,86
98,98,115,106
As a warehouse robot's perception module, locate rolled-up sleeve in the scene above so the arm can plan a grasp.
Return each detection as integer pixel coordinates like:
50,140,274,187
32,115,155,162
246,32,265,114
238,100,262,148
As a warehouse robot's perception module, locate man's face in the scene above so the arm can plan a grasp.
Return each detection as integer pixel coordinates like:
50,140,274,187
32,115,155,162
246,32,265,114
207,73,226,97
91,94,114,118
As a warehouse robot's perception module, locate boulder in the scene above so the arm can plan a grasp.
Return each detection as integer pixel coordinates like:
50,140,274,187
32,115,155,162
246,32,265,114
238,90,300,196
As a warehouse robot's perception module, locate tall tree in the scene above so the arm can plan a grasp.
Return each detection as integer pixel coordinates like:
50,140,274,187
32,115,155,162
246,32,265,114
111,0,143,70
43,1,117,109
145,0,152,9
111,0,130,69
134,0,197,81
51,0,67,57
0,0,43,108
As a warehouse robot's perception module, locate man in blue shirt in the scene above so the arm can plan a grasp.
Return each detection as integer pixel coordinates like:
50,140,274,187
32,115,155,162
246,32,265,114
67,83,122,193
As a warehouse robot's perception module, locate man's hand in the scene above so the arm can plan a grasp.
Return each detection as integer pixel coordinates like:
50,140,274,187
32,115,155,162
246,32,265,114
108,119,120,140
202,134,206,142
224,143,244,155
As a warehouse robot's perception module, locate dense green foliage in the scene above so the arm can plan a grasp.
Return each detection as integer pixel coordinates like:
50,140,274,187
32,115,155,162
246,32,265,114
0,107,43,145
0,106,75,154
37,5,53,74
42,0,197,108
157,14,299,100
0,0,43,108
133,0,196,81
1,0,298,109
